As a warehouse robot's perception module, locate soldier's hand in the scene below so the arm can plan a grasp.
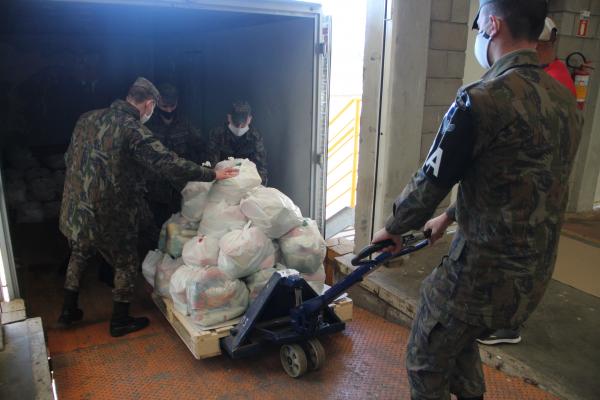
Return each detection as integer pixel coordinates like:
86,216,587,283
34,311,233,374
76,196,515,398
424,213,452,245
371,228,404,254
215,167,239,180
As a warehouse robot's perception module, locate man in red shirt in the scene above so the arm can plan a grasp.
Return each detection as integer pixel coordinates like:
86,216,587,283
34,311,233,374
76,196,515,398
537,17,577,96
478,16,577,347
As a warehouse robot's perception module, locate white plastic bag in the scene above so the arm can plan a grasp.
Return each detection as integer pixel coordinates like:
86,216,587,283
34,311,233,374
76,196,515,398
169,265,199,315
182,235,220,268
245,268,277,302
142,250,164,287
181,181,212,222
161,213,199,258
302,264,326,294
218,223,276,279
208,158,262,205
186,267,249,327
198,200,247,239
240,186,303,238
279,219,326,274
154,254,184,298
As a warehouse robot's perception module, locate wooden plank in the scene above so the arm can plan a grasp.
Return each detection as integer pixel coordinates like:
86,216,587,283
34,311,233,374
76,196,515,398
153,292,353,360
1,299,25,313
1,310,27,325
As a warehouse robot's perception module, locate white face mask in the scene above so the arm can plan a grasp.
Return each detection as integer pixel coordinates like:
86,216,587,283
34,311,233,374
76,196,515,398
228,123,249,137
140,104,154,125
474,30,492,69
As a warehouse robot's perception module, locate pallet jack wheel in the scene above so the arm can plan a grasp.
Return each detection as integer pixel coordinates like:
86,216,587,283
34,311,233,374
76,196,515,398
304,338,326,371
280,344,308,378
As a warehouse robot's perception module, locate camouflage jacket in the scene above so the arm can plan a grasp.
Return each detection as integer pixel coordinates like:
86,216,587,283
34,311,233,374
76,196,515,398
385,50,583,329
60,99,215,242
207,123,268,184
145,113,205,204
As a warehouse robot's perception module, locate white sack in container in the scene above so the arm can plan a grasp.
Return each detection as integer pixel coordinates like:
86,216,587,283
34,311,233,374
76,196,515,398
17,201,44,223
181,181,212,222
187,267,249,327
42,201,61,220
5,168,25,183
240,186,303,238
302,264,326,295
218,224,276,279
25,167,51,182
142,250,164,287
279,219,326,274
7,147,39,169
42,154,66,170
182,235,220,268
244,267,277,302
160,213,199,258
169,265,199,315
208,158,261,205
28,177,58,202
198,200,247,239
154,254,184,298
6,180,27,208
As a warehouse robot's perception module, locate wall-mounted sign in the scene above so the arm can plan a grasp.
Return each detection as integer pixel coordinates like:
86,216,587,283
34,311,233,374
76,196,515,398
576,10,591,37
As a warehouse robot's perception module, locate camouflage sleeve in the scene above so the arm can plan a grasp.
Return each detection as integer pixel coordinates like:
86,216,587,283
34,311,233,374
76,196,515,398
128,125,216,185
385,91,474,235
253,130,269,184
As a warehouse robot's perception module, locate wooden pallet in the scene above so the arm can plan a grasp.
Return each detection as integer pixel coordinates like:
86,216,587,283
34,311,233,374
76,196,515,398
152,293,353,360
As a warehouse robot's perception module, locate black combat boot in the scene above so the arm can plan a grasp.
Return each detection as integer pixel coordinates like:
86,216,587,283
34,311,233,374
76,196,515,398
109,301,149,337
58,289,84,326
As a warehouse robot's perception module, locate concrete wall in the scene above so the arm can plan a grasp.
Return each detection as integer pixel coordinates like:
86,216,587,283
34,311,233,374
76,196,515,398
355,0,470,250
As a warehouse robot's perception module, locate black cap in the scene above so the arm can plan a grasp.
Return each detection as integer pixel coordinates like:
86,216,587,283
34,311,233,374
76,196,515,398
157,83,178,107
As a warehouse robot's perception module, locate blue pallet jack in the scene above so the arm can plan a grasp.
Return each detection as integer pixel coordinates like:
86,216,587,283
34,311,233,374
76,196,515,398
221,231,430,377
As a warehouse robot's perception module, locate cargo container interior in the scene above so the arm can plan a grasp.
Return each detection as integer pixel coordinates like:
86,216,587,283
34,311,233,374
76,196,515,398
0,0,321,300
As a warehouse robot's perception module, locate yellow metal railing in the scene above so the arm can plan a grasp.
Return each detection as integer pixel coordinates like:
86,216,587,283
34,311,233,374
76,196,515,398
326,98,361,209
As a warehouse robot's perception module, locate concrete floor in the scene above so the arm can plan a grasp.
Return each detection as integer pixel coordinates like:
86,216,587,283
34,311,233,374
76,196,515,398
15,261,560,399
334,230,600,400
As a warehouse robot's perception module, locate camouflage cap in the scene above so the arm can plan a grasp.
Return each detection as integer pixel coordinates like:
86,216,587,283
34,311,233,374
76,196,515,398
131,77,160,102
472,0,499,30
157,83,178,106
230,100,252,125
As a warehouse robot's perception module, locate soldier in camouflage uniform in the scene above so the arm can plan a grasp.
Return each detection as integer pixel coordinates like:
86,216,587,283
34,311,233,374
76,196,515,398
372,1,583,399
58,77,238,337
145,83,206,226
207,100,268,184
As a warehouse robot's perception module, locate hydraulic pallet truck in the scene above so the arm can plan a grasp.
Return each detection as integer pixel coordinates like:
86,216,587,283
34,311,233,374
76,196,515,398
221,231,431,377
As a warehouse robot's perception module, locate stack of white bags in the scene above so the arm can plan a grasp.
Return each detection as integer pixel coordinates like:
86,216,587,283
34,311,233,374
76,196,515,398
142,158,327,328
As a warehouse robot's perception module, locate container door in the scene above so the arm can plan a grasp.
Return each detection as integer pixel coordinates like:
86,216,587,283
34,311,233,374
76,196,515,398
312,14,331,232
0,166,19,301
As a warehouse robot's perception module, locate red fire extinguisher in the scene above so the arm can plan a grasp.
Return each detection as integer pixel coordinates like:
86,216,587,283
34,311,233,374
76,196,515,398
567,52,594,110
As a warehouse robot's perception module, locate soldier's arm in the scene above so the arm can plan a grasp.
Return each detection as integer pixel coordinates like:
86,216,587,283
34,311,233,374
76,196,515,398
385,91,474,235
252,129,268,184
128,125,216,185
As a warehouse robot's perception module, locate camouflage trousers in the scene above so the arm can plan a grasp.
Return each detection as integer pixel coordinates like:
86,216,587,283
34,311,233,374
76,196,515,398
407,299,488,400
64,238,139,303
